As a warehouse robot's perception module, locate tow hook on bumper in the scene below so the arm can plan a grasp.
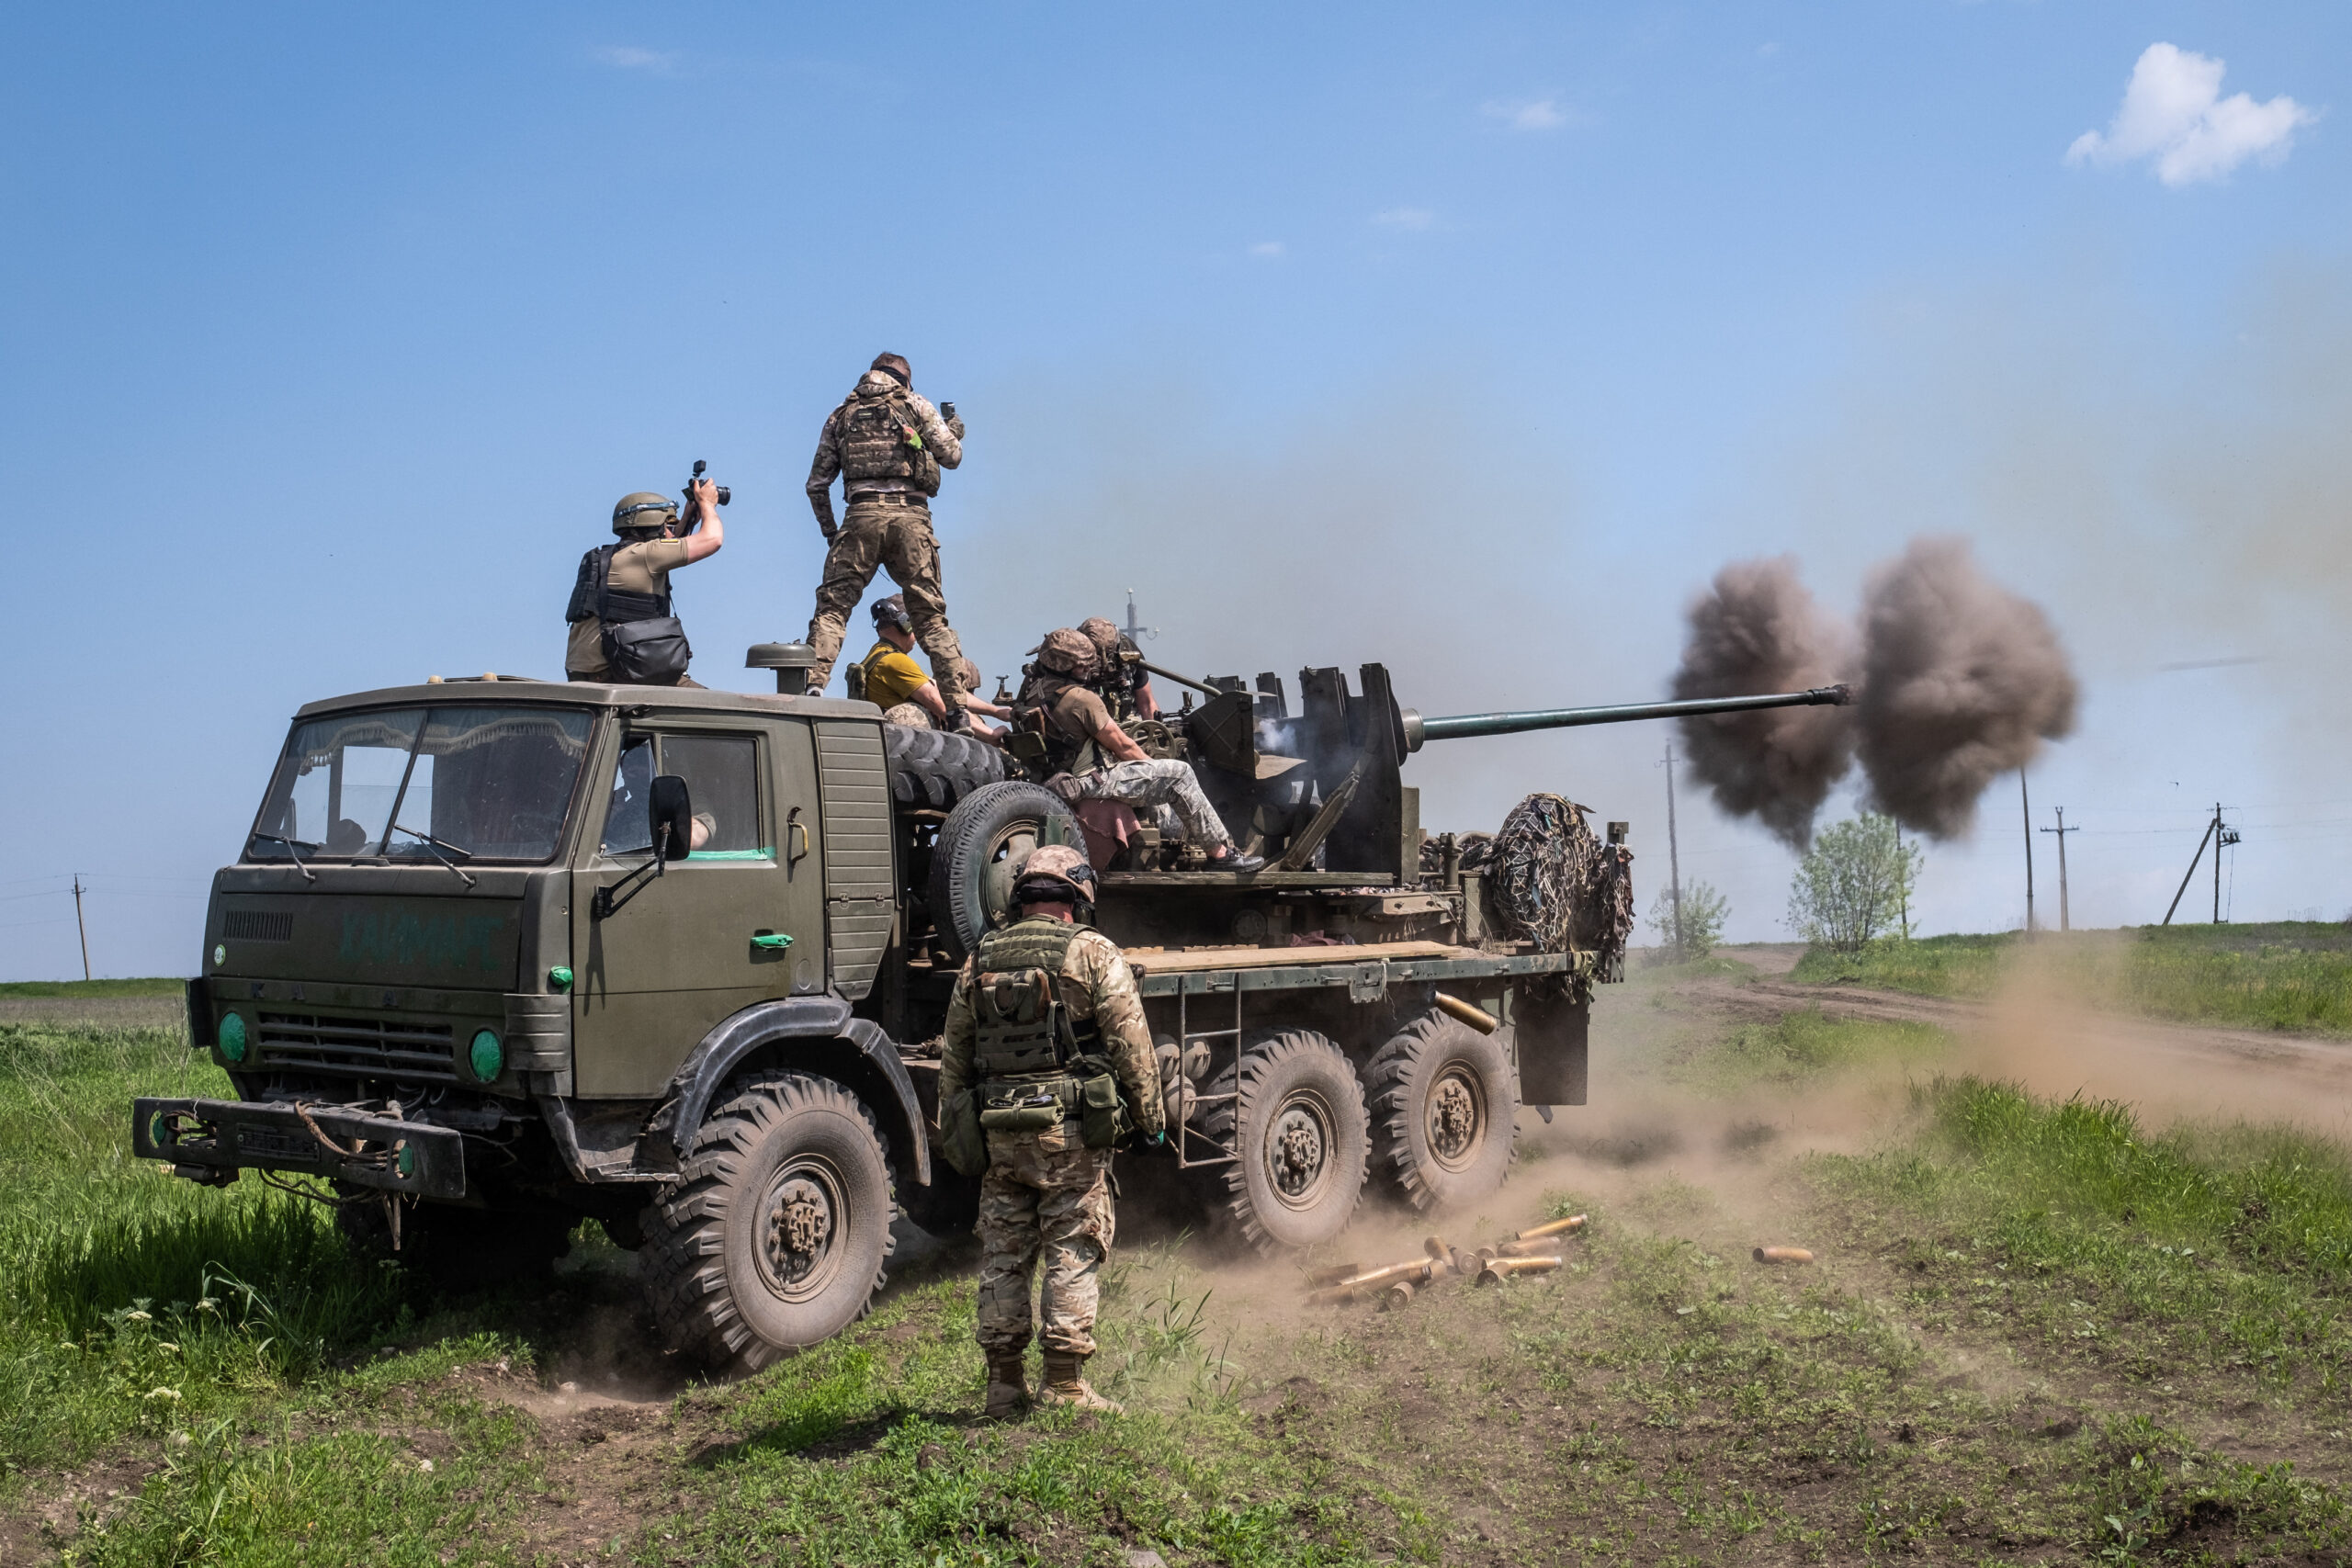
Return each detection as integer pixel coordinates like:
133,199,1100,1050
131,1097,467,1201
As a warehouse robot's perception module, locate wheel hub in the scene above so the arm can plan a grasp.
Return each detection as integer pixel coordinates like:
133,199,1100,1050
1426,1071,1482,1168
1270,1104,1329,1201
764,1176,834,1284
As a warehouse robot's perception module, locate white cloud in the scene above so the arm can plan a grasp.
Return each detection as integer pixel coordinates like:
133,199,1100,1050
1373,207,1433,231
594,45,680,74
1248,241,1285,260
2067,42,2316,186
1482,97,1566,132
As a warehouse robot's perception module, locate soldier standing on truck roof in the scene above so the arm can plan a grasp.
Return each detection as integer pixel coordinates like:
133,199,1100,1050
1026,630,1264,873
564,479,725,685
802,353,970,726
938,844,1165,1417
1078,616,1159,721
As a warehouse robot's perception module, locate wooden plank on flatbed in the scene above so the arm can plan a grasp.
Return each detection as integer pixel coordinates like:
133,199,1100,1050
1126,939,1461,976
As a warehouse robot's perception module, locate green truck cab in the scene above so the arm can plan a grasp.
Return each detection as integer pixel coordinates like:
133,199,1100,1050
135,651,1846,1371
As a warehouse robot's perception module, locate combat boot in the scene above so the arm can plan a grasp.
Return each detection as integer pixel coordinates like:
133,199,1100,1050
1036,1351,1123,1414
982,1352,1031,1420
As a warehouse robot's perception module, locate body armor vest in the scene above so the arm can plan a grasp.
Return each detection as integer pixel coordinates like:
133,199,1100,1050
564,544,672,626
833,386,943,496
970,918,1101,1083
1008,675,1102,779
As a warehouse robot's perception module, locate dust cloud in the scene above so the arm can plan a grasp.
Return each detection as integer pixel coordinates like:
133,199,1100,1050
1853,536,2079,838
1671,557,1856,849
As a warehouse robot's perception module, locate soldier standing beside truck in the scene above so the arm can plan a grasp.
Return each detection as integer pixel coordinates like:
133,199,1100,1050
939,845,1165,1416
565,480,725,685
802,353,969,723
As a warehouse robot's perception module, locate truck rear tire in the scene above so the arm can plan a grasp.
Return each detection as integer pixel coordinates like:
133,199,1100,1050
928,781,1085,963
1200,1029,1369,1253
1365,1012,1517,1212
639,1072,897,1372
884,723,1006,812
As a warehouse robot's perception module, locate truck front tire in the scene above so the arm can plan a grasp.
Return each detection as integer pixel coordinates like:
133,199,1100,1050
1200,1029,1369,1253
639,1072,897,1372
1365,1012,1518,1212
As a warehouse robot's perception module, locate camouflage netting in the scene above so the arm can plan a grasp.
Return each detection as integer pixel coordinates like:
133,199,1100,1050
1480,794,1634,1001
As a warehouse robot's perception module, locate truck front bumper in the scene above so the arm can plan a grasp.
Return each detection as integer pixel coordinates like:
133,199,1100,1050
131,1097,468,1200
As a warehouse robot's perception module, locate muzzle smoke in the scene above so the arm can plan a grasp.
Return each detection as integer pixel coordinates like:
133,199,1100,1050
1854,536,2078,837
1670,558,1855,850
1671,539,2076,842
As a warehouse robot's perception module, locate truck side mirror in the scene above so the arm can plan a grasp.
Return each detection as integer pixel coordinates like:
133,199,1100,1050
649,774,694,865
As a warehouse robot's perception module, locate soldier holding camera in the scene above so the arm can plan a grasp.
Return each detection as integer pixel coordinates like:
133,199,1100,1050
564,476,725,686
802,353,971,725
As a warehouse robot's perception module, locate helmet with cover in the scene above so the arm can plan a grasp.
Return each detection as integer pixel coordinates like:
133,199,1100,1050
1034,627,1101,681
1012,843,1096,910
611,491,679,536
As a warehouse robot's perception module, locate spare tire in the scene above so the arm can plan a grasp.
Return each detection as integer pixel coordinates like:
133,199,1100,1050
882,724,1007,813
928,781,1085,962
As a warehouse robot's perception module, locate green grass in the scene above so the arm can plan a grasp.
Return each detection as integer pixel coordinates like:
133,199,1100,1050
1788,923,2352,1034
1815,1077,2352,1404
0,979,187,998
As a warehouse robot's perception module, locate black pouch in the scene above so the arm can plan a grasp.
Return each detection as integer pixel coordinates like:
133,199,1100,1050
604,617,692,684
1077,1071,1127,1149
941,1089,988,1178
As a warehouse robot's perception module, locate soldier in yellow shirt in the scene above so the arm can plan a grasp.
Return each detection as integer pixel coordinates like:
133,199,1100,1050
854,596,950,727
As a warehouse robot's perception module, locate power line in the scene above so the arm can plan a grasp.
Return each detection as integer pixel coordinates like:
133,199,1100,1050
72,873,90,983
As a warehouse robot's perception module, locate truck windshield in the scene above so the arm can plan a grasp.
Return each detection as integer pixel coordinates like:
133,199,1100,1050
247,705,595,865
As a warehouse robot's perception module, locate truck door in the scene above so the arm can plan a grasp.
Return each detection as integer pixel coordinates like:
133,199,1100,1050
571,719,825,1098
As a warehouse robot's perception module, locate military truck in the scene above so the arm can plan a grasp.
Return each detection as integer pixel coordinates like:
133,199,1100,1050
132,646,1845,1371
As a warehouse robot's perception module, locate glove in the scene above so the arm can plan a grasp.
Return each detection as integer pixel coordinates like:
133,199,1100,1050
1147,1129,1166,1148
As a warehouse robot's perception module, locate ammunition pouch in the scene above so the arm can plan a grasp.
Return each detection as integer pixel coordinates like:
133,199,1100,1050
979,1082,1066,1133
975,1063,1128,1150
941,1088,988,1176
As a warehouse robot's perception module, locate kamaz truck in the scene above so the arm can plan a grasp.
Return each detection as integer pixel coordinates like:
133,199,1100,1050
133,643,1845,1371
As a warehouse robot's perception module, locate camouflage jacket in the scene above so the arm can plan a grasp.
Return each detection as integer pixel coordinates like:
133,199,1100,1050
941,918,1164,1140
805,371,965,533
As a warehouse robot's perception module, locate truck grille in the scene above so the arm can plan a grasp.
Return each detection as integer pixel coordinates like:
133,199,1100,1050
255,1011,457,1083
223,911,295,942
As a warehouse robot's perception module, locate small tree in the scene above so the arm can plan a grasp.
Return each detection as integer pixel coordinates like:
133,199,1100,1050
1648,881,1730,959
1787,814,1923,953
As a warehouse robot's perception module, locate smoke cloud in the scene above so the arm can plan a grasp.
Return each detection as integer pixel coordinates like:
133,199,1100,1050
1854,536,2078,838
1670,558,1855,849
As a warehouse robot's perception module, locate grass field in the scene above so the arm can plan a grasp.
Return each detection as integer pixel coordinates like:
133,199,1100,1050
4,974,2349,1564
0,980,185,1000
1788,922,2352,1035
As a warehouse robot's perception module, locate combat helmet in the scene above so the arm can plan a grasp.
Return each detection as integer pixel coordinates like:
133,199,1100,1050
1012,843,1097,909
1077,617,1124,664
612,491,679,536
1034,627,1100,681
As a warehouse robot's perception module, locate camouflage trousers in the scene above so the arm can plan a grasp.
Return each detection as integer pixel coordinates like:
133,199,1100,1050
805,495,966,701
1073,760,1236,852
975,1132,1115,1358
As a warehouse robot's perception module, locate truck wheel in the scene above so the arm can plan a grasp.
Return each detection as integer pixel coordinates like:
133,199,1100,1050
1365,1012,1518,1212
884,723,1007,811
1200,1029,1369,1252
928,781,1084,963
639,1072,897,1372
335,1197,574,1289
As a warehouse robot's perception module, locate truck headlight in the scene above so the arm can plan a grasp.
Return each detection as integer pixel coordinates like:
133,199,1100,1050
469,1029,503,1082
219,1012,248,1064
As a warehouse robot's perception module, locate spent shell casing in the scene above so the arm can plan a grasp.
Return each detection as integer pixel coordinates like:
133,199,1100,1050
1752,1247,1815,1265
1517,1213,1589,1241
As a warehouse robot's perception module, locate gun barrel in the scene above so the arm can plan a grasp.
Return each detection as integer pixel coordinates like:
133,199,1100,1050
1400,684,1850,752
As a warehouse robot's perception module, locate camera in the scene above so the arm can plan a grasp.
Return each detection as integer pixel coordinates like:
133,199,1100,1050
687,459,731,509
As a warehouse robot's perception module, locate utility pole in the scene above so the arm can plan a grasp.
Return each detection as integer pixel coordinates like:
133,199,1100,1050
2214,805,2240,923
1122,588,1158,644
2162,804,2229,926
1895,821,1912,940
2019,768,2035,934
2039,809,2078,932
1660,741,1685,956
72,873,91,982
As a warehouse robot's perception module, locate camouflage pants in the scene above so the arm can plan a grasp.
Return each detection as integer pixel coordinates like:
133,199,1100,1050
1073,760,1235,852
975,1133,1115,1357
805,496,966,700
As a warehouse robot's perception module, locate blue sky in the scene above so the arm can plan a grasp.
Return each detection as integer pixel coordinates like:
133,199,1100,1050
7,3,2348,977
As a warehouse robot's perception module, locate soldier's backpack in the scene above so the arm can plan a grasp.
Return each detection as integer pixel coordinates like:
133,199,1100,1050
835,385,944,496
